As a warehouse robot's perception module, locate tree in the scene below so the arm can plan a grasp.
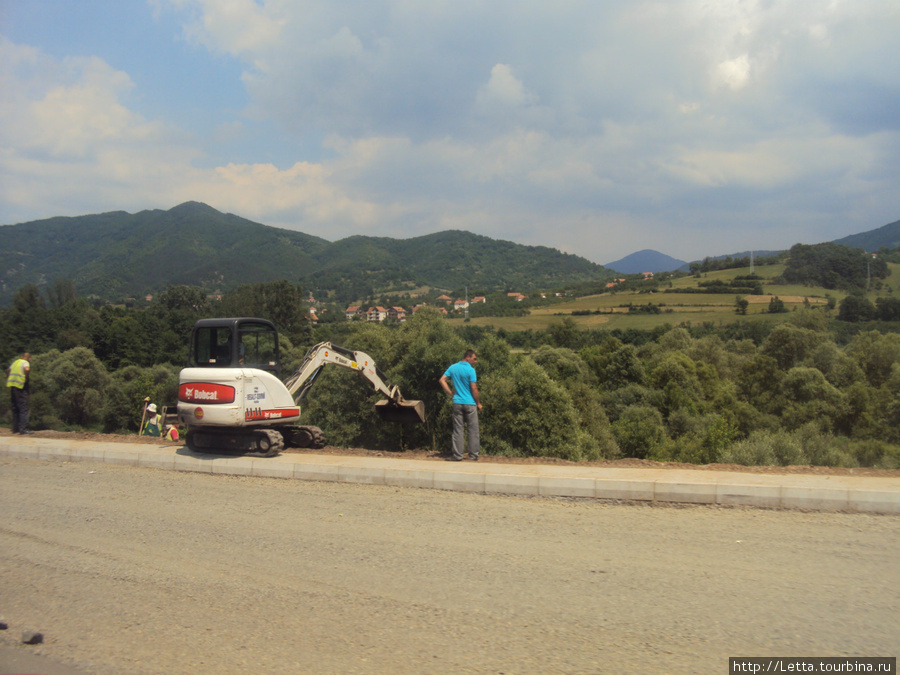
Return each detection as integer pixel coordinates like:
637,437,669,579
610,404,666,459
735,297,749,315
771,367,847,432
221,281,310,344
30,348,111,429
767,296,787,314
158,285,208,312
761,324,826,370
783,242,888,289
530,345,595,386
838,294,876,322
600,344,645,390
875,296,900,321
481,356,599,460
546,318,582,349
846,331,900,388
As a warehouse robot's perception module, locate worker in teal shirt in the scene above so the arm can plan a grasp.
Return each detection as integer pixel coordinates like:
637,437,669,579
439,349,482,461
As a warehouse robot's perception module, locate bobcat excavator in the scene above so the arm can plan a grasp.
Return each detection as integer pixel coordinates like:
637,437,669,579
177,317,425,457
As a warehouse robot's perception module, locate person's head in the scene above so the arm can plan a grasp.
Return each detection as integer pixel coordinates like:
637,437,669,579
463,349,477,365
148,403,157,414
22,352,30,361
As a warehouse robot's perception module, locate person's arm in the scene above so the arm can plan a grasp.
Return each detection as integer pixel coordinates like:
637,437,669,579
439,374,453,397
470,382,482,410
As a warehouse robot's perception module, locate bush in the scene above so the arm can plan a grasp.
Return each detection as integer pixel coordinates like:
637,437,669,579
718,433,778,466
30,347,111,430
481,356,593,460
611,405,665,459
718,430,807,466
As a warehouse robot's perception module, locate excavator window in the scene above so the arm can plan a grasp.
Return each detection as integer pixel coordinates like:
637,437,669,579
237,322,280,377
191,327,234,366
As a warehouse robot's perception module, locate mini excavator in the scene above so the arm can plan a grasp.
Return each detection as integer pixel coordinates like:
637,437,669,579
177,318,425,457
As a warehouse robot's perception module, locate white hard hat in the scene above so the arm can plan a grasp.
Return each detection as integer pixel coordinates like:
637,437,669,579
148,403,157,413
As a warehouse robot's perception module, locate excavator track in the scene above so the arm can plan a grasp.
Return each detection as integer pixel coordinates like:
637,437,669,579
185,428,284,458
284,425,326,449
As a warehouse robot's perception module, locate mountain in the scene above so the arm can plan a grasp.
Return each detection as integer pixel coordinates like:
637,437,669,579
609,216,900,274
604,249,688,274
0,202,331,303
832,219,900,252
0,203,610,305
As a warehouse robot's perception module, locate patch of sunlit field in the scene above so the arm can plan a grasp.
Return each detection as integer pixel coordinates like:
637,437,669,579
444,261,899,332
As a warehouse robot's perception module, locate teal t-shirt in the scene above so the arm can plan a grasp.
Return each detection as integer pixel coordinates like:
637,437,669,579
444,361,477,406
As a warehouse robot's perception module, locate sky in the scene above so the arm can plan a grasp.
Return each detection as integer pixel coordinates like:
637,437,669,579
1,0,899,265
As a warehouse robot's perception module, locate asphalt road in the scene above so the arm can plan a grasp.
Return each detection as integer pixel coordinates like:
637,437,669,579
1,457,898,674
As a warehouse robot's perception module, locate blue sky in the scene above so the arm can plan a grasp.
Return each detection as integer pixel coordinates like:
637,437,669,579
2,0,899,264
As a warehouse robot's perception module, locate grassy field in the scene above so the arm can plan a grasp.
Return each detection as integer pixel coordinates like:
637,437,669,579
447,262,900,332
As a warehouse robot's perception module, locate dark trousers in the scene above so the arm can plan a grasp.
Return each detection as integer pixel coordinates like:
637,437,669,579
10,387,29,433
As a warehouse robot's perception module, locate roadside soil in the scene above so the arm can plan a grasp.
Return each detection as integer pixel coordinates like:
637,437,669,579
4,427,898,478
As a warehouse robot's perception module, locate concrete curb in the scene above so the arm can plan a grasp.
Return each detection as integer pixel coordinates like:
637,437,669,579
2,436,898,514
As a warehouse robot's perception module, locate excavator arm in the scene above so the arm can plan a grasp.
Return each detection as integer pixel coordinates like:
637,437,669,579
283,342,425,423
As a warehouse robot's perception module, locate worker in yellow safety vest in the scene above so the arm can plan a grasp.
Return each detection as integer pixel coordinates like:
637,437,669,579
6,352,32,435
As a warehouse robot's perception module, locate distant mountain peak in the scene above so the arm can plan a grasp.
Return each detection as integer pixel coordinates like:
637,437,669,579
169,201,220,215
605,249,688,274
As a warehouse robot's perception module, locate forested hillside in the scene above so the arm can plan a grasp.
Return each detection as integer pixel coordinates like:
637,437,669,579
0,202,330,304
832,218,900,252
0,202,610,306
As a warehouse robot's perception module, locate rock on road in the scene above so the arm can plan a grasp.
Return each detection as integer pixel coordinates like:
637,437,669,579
1,457,898,674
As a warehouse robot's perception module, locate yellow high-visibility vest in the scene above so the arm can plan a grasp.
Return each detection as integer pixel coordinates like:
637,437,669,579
6,358,28,389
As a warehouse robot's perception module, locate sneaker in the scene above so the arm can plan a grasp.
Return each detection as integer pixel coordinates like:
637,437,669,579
469,455,479,461
445,456,463,462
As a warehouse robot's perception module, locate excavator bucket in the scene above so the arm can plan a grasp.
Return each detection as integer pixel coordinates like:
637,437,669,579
375,398,425,424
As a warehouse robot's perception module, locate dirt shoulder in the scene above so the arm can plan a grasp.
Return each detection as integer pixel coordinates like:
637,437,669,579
5,428,898,478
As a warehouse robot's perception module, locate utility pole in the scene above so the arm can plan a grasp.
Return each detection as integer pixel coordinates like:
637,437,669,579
464,286,469,321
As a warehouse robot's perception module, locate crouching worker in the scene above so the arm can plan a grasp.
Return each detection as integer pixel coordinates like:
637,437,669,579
142,403,161,437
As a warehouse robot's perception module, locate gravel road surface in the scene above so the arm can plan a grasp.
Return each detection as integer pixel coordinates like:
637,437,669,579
1,457,897,674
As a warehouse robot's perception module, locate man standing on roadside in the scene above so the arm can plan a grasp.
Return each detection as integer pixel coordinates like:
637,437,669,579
6,352,32,435
439,349,482,461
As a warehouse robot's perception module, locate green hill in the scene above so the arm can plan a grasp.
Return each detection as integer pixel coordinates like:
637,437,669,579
832,219,900,252
0,202,609,305
0,202,331,303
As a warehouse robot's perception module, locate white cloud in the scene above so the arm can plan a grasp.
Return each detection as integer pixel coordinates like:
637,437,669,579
2,1,899,263
476,64,536,110
0,40,196,218
715,54,751,91
169,0,285,56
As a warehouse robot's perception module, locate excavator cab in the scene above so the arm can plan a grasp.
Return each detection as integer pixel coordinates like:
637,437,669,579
189,318,281,377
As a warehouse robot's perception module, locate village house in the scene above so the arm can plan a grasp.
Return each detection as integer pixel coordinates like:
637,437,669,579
472,296,486,304
507,292,527,302
367,306,388,322
345,305,361,320
388,306,407,321
454,299,469,310
436,294,452,303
